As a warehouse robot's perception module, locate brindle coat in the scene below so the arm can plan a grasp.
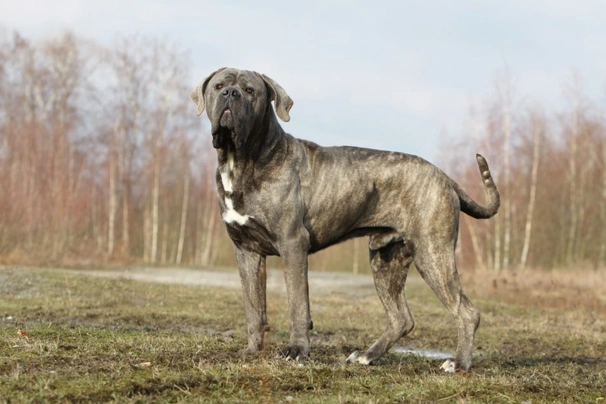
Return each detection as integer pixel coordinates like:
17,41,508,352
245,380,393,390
191,68,499,372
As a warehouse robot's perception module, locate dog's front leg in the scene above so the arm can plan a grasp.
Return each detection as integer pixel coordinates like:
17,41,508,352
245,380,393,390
234,246,269,353
280,239,312,361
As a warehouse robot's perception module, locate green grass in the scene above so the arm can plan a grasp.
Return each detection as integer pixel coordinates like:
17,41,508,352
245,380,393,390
1,267,605,403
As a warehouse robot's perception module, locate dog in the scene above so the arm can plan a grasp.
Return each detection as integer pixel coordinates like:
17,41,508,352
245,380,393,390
191,67,499,372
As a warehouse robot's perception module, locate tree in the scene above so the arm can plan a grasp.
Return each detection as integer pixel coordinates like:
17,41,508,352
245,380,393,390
519,110,543,270
496,68,514,272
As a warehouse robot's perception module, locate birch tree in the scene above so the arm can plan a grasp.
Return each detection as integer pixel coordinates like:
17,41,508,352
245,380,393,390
519,111,543,270
564,80,582,266
497,70,514,271
176,168,190,264
599,130,606,268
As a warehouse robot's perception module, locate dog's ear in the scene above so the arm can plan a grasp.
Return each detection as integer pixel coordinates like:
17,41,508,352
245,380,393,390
260,74,294,122
191,67,227,116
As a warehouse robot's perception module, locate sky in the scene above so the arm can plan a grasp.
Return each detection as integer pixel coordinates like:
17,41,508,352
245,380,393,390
2,0,605,162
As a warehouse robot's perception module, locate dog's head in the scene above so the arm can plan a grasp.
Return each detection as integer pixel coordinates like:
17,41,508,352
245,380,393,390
191,68,293,151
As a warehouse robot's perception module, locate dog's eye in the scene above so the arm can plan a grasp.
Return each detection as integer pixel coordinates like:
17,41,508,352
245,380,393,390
215,83,224,90
245,87,254,95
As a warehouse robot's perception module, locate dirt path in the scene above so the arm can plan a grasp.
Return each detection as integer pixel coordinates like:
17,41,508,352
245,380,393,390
76,266,403,297
76,266,451,360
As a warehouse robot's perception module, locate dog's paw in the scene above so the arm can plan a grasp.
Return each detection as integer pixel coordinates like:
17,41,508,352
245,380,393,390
345,350,375,365
280,345,310,361
440,359,456,373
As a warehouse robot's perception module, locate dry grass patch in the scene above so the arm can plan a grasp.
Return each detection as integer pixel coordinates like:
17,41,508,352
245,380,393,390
461,266,606,314
1,266,605,403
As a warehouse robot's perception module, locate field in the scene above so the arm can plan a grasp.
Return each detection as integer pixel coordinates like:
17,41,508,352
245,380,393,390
1,265,605,403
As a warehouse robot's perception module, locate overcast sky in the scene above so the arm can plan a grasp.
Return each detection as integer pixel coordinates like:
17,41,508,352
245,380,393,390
2,0,605,162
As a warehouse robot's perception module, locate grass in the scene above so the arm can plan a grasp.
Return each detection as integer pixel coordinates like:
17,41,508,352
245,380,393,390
1,266,605,403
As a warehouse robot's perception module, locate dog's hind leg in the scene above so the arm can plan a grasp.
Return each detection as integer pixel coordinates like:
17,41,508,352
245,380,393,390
413,239,480,372
347,238,415,365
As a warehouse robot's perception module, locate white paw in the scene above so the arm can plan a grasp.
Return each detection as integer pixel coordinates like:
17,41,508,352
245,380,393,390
440,359,456,373
346,351,372,365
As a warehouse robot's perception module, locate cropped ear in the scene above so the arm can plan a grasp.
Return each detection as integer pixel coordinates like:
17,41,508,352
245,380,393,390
260,73,294,122
191,67,227,116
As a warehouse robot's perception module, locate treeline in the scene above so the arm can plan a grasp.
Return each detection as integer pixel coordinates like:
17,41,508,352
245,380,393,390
441,70,606,270
0,30,363,271
1,30,604,271
0,30,227,266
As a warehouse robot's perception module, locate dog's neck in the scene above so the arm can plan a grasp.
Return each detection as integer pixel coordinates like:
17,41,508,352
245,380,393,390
216,107,286,193
217,107,285,164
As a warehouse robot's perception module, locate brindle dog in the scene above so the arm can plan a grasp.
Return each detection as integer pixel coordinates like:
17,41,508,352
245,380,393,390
191,67,499,372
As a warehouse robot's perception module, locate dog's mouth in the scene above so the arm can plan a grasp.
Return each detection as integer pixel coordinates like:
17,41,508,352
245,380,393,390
219,108,233,128
212,108,238,149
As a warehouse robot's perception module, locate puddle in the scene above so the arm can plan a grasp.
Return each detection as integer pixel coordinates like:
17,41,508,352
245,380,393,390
392,346,453,360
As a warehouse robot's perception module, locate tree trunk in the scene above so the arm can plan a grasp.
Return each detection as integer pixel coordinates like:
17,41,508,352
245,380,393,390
577,156,590,262
121,89,140,257
107,168,116,258
520,113,542,270
352,237,359,274
599,142,606,268
565,101,579,266
500,76,513,272
160,218,168,263
107,122,118,258
150,152,160,263
176,171,190,265
502,112,511,271
194,200,202,265
91,184,103,253
467,217,486,270
121,183,130,256
116,125,129,258
143,206,150,262
200,164,218,266
200,198,218,267
493,217,501,272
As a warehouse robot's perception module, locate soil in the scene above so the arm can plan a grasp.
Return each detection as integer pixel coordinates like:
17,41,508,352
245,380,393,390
75,266,404,297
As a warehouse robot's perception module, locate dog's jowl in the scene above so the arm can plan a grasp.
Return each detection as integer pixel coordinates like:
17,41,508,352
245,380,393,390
191,68,500,372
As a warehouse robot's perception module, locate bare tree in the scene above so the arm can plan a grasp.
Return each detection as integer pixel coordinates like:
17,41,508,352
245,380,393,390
108,120,119,257
176,168,190,264
519,111,543,270
564,77,582,266
108,36,151,258
352,237,360,274
199,159,219,267
6,30,605,271
599,129,606,268
497,69,514,271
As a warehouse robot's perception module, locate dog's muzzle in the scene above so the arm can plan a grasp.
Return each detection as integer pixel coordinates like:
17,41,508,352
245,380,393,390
220,108,233,128
211,87,248,150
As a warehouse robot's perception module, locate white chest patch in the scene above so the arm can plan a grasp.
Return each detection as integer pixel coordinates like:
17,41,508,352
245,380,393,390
219,153,235,193
219,152,253,226
223,197,252,225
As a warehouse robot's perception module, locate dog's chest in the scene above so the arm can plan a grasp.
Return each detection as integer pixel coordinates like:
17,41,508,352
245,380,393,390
219,153,252,226
217,153,278,255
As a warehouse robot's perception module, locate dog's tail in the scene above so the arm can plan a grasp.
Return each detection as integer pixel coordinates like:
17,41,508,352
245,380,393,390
453,154,500,219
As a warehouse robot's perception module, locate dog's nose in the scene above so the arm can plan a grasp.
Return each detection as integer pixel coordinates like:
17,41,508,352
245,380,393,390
221,87,241,99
